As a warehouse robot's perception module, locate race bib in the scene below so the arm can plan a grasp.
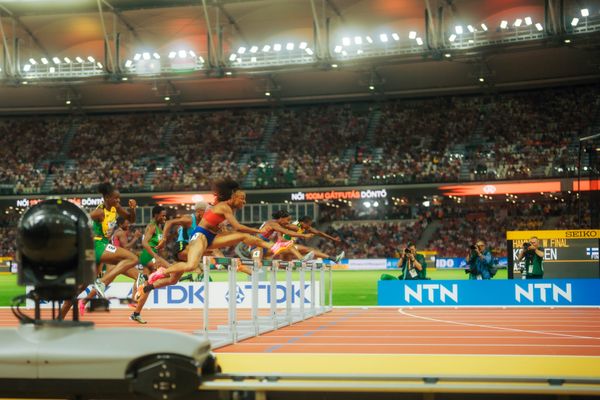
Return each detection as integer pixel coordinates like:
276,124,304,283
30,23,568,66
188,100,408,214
105,244,117,253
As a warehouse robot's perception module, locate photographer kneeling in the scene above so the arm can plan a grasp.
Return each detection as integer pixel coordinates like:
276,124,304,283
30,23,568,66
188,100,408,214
465,240,493,280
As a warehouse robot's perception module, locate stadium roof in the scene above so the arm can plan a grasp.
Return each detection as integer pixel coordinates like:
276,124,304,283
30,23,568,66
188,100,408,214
0,0,598,113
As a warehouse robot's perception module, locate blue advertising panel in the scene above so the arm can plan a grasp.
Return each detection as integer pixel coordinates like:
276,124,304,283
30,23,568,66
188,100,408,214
378,279,600,307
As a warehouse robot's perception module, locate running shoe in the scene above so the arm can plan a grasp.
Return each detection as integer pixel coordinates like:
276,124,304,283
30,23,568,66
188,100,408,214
93,278,106,298
302,251,315,261
129,313,147,324
271,240,294,256
136,272,146,288
335,251,345,263
148,267,167,284
78,299,86,317
180,273,193,282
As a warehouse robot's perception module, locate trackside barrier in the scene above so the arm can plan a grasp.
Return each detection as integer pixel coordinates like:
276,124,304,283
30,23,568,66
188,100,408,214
197,256,333,349
378,279,600,307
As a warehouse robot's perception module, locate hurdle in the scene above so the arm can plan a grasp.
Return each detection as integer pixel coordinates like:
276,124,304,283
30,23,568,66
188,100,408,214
196,256,332,349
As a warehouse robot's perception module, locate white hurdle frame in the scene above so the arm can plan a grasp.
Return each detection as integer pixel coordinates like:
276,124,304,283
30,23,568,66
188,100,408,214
197,256,332,349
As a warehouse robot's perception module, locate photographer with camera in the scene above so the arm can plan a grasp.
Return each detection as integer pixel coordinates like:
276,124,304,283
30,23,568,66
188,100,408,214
517,236,544,279
465,240,493,280
398,242,427,280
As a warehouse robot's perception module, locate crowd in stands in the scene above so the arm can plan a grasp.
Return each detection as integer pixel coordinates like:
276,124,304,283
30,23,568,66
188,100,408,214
0,118,69,194
0,85,597,194
317,220,426,259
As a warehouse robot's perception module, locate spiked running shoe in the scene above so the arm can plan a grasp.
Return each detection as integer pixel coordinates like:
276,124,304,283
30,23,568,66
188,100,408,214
148,267,167,284
129,313,147,324
335,251,345,263
93,278,106,298
271,240,294,256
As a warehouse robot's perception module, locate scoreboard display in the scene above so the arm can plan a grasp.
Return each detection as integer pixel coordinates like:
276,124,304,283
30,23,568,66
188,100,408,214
506,230,599,279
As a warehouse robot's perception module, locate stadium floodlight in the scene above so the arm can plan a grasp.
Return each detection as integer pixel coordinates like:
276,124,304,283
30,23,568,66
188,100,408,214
237,46,246,54
23,64,31,72
354,36,362,45
189,50,196,58
88,56,95,62
49,66,55,73
168,51,176,59
341,50,348,56
75,56,83,63
299,41,307,49
97,62,103,68
178,50,186,58
262,45,271,52
273,43,282,51
514,18,522,27
467,25,475,33
500,20,508,29
479,77,485,82
22,81,27,85
153,52,160,59
198,56,204,63
331,63,338,68
65,100,71,105
133,53,141,61
481,23,488,31
535,23,544,31
379,33,388,42
121,77,128,81
391,32,400,41
305,48,314,55
365,36,373,43
455,25,463,34
286,42,294,50
142,52,150,60
125,59,133,68
28,58,37,65
408,31,417,39
364,201,371,208
449,34,457,42
164,96,170,101
416,37,423,45
564,38,571,43
52,57,60,64
571,17,579,26
225,71,232,76
250,56,257,63
581,8,589,17
41,57,49,64
265,91,271,96
444,53,451,58
525,16,532,25
229,53,237,61
64,57,71,63
249,46,258,53
334,45,343,53
368,85,375,90
356,49,363,55
342,37,351,46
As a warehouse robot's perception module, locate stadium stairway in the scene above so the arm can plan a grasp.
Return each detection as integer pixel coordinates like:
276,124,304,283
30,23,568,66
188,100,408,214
143,156,175,190
56,120,79,159
363,108,381,146
416,219,441,249
159,119,176,147
241,114,279,188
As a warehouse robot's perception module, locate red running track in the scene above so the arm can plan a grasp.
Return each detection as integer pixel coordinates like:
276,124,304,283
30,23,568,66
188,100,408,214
1,307,600,356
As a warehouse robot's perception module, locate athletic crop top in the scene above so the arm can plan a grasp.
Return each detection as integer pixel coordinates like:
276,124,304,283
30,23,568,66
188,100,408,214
177,213,197,243
258,221,277,241
203,209,225,226
282,220,305,241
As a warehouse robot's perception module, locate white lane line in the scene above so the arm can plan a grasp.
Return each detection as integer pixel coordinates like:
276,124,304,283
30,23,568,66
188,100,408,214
227,342,600,348
398,309,600,341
